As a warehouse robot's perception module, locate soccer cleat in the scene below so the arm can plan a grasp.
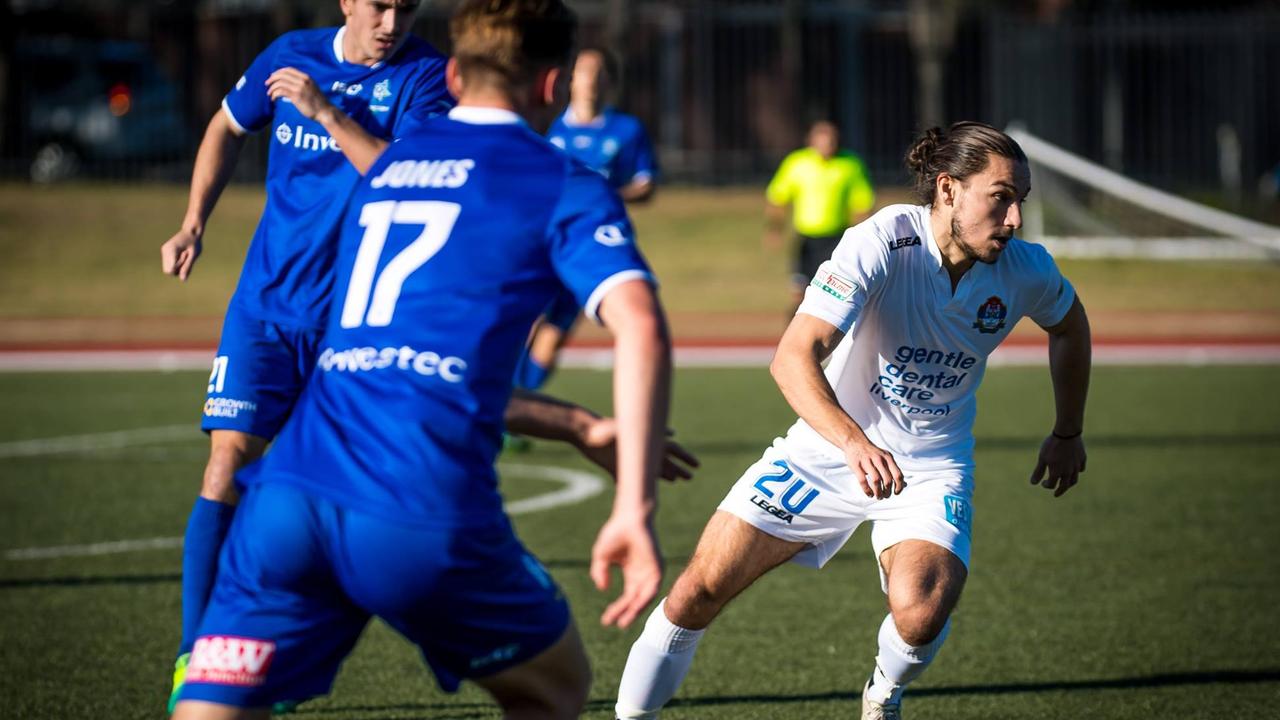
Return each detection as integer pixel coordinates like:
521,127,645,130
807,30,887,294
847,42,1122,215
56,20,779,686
271,699,301,714
167,653,190,714
861,679,902,720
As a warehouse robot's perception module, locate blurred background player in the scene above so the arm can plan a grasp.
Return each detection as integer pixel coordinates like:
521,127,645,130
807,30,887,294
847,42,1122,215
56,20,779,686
614,122,1091,720
765,120,876,314
172,0,673,718
157,0,451,709
516,45,659,392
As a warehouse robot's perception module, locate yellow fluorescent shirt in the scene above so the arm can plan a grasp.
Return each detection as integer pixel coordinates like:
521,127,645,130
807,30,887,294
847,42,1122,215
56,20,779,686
765,148,875,237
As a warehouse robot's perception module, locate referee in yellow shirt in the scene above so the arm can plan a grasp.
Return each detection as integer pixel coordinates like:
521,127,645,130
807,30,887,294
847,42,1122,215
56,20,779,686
765,120,875,309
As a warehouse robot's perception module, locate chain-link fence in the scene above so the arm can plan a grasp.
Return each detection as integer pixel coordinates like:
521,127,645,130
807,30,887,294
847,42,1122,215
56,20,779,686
3,0,1277,199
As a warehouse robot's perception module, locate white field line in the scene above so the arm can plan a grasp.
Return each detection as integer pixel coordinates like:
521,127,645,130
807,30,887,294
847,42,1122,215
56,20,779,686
0,424,198,459
2,342,1278,372
2,457,604,560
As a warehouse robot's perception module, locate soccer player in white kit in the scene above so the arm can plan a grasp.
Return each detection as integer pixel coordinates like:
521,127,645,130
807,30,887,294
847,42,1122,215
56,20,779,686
613,122,1092,720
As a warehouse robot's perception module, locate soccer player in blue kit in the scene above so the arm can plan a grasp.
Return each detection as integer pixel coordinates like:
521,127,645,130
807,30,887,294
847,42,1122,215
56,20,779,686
517,45,659,392
171,0,673,718
159,0,451,709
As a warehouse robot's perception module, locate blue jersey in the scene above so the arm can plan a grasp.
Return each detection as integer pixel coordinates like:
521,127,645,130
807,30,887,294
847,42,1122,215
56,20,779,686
223,27,452,329
547,107,657,190
239,107,653,527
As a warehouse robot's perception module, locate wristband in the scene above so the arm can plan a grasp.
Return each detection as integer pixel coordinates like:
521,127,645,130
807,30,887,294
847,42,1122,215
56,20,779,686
1052,429,1082,440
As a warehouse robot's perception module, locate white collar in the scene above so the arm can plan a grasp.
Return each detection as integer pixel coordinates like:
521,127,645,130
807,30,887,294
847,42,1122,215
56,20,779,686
448,106,525,126
562,106,608,128
333,26,388,69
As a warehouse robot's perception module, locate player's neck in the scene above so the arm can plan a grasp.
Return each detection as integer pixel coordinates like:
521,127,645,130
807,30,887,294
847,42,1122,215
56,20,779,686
931,213,977,286
568,100,604,124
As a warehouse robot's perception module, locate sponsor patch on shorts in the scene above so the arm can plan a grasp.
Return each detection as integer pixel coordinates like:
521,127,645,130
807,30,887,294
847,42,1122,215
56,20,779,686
811,270,859,302
187,636,276,687
943,495,972,535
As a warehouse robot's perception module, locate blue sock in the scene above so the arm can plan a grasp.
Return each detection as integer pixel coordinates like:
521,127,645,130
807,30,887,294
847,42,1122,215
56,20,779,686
514,351,551,390
179,497,235,656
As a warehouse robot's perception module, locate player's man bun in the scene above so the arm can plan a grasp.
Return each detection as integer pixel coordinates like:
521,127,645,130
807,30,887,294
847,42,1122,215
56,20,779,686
906,122,1026,205
450,0,577,88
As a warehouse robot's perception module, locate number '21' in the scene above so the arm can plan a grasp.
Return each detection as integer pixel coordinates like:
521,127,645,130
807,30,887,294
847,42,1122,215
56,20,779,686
753,460,819,514
340,200,462,329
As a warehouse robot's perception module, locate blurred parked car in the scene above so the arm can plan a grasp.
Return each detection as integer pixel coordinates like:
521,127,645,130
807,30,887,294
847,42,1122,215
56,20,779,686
17,37,191,182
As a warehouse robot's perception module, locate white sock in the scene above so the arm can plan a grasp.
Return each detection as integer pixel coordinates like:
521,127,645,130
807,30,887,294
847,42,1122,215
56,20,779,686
865,613,951,706
614,598,706,719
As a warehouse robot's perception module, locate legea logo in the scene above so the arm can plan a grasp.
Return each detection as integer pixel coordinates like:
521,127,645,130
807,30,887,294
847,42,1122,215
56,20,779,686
274,123,341,153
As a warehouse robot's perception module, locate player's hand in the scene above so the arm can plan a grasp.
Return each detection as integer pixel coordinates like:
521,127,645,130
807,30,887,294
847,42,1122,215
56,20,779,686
578,418,700,482
1030,433,1086,497
266,68,334,121
843,438,904,499
160,227,202,281
589,513,663,628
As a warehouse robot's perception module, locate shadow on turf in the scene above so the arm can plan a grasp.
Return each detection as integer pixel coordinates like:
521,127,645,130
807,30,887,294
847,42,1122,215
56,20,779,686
186,670,1280,717
577,669,1280,711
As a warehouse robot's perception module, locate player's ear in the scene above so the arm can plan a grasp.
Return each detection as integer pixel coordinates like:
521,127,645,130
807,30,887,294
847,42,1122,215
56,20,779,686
339,0,355,18
936,173,956,208
445,58,464,100
533,66,565,108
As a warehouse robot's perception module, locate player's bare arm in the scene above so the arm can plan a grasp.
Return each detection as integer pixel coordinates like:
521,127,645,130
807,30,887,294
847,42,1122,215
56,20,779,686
618,176,656,203
591,279,673,629
771,312,905,499
505,389,698,482
265,68,389,175
161,110,246,281
1031,294,1091,497
763,201,787,250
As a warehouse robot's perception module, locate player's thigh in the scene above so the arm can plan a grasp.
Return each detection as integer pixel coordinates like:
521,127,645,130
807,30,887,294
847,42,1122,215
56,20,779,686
201,430,269,502
171,700,270,720
869,472,973,631
470,622,590,720
341,517,572,696
180,483,368,709
202,306,322,439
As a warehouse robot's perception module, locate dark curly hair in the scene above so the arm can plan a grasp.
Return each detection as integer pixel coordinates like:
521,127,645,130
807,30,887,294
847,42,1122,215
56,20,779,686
905,122,1026,205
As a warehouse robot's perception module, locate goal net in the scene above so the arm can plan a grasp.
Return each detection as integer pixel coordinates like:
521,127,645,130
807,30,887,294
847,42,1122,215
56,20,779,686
1006,128,1280,261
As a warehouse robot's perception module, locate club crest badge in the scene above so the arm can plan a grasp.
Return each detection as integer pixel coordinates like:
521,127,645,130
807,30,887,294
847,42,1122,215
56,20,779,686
972,295,1007,334
372,79,392,102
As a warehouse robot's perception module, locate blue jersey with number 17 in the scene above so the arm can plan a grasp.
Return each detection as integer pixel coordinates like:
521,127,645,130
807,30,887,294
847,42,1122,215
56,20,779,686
239,107,654,528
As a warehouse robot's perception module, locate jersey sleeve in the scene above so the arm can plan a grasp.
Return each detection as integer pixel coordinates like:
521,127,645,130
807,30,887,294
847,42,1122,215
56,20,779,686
221,36,286,134
765,152,799,206
390,56,454,138
847,155,876,215
1025,246,1077,327
547,164,654,324
795,218,891,333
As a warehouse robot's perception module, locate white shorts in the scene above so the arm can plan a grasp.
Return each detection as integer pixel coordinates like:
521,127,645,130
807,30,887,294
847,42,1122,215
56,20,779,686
717,439,973,590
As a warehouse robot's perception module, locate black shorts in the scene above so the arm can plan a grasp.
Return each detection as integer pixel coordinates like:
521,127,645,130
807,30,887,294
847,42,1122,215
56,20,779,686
792,233,844,287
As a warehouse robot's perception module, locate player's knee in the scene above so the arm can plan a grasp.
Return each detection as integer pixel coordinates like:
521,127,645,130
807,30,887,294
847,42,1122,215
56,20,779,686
495,663,590,720
891,603,949,646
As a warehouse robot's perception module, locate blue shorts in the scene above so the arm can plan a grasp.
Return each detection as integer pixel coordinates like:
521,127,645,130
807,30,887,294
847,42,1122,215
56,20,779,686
179,482,570,708
542,289,580,333
201,305,324,439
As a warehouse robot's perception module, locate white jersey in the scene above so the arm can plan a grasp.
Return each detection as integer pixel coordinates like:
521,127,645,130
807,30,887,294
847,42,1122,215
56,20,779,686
787,203,1075,473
